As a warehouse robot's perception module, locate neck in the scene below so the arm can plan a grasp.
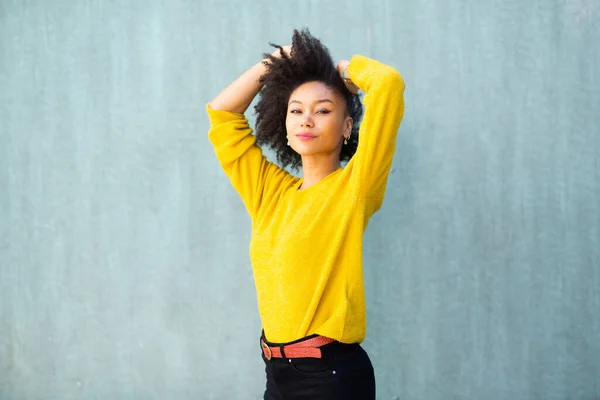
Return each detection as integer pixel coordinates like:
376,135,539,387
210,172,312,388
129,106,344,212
299,155,341,190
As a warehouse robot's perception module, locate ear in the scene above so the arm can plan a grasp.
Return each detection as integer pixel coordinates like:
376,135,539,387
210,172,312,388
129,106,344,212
344,116,353,137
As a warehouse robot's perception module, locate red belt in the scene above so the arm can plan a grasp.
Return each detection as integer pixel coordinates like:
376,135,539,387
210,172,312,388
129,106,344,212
261,335,336,360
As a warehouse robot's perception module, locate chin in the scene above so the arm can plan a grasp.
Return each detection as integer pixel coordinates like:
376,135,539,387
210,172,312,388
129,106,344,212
292,144,337,156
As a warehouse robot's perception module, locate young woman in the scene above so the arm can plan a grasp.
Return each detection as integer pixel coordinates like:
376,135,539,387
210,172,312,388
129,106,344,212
207,29,405,399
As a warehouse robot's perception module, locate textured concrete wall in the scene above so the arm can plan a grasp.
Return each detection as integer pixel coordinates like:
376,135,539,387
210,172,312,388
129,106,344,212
1,0,599,399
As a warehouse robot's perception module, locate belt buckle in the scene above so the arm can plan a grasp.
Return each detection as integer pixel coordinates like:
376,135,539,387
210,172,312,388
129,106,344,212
261,340,272,360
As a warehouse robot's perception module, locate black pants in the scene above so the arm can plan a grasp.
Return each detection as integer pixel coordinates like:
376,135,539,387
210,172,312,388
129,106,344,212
261,334,376,399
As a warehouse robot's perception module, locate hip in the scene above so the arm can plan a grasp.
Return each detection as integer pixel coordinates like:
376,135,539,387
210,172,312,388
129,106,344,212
261,332,375,400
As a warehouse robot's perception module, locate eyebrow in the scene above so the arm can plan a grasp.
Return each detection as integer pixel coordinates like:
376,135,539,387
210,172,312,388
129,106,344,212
288,99,335,106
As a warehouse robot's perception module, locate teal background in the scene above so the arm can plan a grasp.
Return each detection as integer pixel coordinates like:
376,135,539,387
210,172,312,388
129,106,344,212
1,0,599,399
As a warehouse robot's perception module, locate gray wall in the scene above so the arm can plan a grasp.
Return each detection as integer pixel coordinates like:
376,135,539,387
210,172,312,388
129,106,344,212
1,0,599,399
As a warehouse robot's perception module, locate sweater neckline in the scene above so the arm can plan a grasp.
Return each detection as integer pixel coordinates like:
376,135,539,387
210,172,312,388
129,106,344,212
293,167,343,193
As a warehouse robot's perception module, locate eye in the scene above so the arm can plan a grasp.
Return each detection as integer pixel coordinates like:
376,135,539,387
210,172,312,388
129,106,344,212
289,109,302,114
316,109,331,114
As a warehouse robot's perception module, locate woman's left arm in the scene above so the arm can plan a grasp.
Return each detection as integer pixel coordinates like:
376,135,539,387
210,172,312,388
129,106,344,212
341,55,405,207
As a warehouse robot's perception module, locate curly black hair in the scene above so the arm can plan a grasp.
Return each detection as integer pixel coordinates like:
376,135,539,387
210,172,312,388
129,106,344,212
254,28,363,170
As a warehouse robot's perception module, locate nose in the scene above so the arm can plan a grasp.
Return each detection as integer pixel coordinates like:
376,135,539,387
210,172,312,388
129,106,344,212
301,114,314,127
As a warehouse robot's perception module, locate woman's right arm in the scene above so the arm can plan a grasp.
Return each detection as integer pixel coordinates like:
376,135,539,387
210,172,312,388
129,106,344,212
209,62,266,114
207,47,292,219
209,45,291,113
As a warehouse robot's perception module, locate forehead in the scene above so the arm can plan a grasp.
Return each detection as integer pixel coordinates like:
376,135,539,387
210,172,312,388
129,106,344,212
289,81,340,104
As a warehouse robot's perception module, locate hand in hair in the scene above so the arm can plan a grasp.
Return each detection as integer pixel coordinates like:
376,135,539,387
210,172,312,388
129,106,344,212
262,44,292,66
336,60,359,95
273,45,292,59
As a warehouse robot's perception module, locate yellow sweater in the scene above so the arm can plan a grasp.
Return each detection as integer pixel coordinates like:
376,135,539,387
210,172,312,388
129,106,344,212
207,55,405,344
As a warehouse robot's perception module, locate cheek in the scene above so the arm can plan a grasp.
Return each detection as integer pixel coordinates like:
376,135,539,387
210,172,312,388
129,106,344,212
326,118,345,137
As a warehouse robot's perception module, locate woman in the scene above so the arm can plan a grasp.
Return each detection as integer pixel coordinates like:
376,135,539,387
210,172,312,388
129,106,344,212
207,29,405,399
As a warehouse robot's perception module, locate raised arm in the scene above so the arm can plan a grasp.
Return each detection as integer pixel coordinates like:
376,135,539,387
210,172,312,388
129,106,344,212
207,47,293,218
340,55,405,207
210,45,292,113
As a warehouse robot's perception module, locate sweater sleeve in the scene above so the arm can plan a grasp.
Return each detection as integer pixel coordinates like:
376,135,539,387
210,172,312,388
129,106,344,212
207,104,291,219
347,55,406,206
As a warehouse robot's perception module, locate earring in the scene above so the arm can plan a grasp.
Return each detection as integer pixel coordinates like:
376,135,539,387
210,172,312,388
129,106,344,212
287,140,290,146
344,137,348,145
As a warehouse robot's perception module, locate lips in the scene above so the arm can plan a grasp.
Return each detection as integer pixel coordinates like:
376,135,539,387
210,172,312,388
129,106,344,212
296,132,317,140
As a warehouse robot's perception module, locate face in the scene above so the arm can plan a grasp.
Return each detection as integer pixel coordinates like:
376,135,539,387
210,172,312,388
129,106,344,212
285,81,352,159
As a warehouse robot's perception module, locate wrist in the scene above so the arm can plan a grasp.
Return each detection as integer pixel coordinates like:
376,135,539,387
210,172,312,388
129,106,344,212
341,65,352,84
337,60,352,82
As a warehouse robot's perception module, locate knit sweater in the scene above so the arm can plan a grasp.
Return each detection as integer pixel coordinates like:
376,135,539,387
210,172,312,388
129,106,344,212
207,55,405,344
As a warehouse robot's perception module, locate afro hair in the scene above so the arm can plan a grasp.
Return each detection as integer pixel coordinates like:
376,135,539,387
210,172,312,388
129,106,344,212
254,28,363,170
